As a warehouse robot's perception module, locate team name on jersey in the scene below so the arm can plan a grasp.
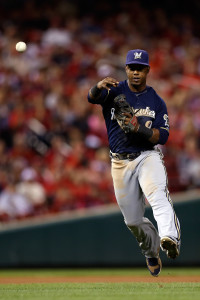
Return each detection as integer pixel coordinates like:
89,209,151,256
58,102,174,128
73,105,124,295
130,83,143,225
134,106,155,118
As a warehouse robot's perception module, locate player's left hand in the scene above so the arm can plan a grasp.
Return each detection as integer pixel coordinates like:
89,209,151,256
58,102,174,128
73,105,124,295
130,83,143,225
123,112,139,132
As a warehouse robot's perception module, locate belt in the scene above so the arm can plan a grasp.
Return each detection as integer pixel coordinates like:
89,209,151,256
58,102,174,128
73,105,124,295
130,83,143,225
110,151,141,161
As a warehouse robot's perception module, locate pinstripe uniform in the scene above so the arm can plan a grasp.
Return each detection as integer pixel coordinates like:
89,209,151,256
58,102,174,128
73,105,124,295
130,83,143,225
88,80,181,259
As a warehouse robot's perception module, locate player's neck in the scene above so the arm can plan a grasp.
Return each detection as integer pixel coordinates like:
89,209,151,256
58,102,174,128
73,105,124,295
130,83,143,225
127,80,146,93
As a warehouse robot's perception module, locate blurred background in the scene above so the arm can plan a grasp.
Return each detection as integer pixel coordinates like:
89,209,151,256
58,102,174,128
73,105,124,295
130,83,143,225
0,0,200,267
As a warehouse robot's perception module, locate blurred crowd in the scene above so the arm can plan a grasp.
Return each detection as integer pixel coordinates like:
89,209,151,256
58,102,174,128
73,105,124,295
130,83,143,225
0,0,200,222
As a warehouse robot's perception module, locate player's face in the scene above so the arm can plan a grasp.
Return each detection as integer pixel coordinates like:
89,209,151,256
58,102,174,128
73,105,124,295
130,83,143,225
125,64,150,91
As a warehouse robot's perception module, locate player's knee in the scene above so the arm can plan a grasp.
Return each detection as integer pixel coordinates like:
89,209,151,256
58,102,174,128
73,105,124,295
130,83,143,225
144,185,166,202
144,185,158,197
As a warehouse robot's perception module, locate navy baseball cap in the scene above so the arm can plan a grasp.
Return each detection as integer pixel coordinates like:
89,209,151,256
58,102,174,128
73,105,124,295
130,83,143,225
126,49,149,66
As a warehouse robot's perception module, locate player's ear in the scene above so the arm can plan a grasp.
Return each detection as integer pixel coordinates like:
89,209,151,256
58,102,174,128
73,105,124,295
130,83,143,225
147,66,150,73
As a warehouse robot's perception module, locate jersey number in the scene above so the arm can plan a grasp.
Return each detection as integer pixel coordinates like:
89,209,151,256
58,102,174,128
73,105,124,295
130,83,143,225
111,108,115,120
163,114,169,127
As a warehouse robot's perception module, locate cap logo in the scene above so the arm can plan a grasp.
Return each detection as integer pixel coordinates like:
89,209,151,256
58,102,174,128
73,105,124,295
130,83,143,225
134,52,142,59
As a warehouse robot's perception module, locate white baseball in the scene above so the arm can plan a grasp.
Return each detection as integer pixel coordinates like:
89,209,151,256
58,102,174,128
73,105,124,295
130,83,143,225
16,41,27,52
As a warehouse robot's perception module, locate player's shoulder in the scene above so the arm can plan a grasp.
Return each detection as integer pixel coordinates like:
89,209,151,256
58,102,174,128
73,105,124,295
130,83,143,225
147,86,167,106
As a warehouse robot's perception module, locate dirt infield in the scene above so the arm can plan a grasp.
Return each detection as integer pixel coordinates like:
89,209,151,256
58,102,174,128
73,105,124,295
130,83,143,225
0,275,200,284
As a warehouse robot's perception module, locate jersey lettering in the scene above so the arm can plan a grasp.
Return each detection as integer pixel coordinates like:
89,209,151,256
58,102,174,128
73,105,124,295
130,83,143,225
135,107,155,118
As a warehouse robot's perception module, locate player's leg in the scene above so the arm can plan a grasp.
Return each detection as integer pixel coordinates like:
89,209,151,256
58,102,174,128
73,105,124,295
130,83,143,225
111,158,160,259
139,149,181,258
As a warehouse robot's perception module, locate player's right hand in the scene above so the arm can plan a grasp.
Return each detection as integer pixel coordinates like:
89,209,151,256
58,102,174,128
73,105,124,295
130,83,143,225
97,77,119,91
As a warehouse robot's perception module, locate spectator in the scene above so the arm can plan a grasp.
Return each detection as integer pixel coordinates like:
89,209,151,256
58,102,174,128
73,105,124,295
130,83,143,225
0,182,33,221
0,0,200,222
16,167,47,215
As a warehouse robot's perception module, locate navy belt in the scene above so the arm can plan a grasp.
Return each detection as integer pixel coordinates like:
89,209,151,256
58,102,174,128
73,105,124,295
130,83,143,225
110,152,141,161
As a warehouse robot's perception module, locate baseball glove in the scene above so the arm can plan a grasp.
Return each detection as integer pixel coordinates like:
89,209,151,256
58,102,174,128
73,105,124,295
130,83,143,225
113,94,138,133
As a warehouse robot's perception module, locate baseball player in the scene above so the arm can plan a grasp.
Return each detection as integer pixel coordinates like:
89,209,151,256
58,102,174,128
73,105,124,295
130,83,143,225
87,49,181,276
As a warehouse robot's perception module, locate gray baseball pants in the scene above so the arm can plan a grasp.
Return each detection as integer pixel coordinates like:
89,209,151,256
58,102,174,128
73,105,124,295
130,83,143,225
111,149,181,258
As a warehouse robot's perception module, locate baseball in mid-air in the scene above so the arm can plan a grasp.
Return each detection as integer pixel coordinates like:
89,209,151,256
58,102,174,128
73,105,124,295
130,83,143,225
15,41,27,52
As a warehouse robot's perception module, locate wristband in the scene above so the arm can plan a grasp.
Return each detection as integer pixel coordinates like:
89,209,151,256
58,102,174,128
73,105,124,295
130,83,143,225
90,85,102,98
137,125,153,140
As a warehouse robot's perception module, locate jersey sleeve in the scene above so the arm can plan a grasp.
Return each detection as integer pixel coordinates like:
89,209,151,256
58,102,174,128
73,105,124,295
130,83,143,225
87,89,109,105
154,98,170,145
